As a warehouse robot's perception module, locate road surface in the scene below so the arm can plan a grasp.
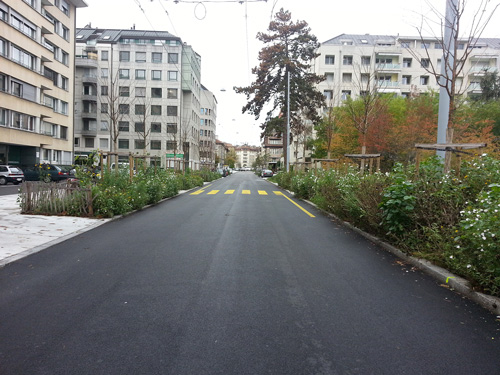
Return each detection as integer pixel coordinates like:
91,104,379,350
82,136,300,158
1,172,499,374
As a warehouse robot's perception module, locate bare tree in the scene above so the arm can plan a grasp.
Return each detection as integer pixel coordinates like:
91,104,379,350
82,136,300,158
407,0,499,130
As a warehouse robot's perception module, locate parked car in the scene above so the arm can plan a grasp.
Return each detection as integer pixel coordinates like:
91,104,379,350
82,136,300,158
0,165,24,185
261,169,273,177
23,164,75,182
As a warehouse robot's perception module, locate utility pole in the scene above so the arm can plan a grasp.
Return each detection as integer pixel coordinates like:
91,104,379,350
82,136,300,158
286,71,290,172
436,0,458,159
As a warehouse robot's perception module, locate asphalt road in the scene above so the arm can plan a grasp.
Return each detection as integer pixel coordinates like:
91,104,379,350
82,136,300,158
1,172,499,374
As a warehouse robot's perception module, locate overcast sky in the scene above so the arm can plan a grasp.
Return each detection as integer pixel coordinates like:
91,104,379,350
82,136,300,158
76,0,500,146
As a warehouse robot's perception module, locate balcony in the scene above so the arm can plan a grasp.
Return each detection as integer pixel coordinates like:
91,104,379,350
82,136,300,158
376,63,401,71
76,55,98,68
82,74,97,84
80,125,97,137
82,93,98,102
81,110,97,120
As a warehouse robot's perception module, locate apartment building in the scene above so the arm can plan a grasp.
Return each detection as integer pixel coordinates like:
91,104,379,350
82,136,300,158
199,85,217,168
74,27,209,170
0,0,86,165
261,136,283,169
314,33,500,106
234,144,259,169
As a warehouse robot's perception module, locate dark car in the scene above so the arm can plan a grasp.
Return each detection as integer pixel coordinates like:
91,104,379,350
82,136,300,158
0,165,24,185
261,169,273,178
23,164,74,182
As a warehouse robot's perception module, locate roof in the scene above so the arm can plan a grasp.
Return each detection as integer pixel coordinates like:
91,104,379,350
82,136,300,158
322,33,500,48
76,28,180,44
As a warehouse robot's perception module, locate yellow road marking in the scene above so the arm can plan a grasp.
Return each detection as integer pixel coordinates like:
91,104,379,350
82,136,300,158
258,190,268,195
207,190,219,195
225,190,235,194
190,189,205,195
275,191,315,218
242,190,251,195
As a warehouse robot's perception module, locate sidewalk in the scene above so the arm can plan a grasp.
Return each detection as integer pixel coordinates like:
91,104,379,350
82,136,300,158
0,194,110,267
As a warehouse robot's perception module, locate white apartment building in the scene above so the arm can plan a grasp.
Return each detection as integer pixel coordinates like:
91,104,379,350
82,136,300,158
0,0,86,165
74,27,210,170
199,85,217,168
235,144,259,169
314,33,500,106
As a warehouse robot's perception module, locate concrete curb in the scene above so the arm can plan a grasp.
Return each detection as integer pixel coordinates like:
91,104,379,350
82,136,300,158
266,180,500,316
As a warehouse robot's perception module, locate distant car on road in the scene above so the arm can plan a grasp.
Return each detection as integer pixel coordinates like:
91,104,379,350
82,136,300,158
261,169,273,178
23,164,75,182
0,165,24,185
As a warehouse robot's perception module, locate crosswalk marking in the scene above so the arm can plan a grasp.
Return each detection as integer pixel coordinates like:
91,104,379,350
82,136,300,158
207,190,219,195
225,190,235,194
258,190,268,195
242,190,251,195
190,189,205,195
274,191,283,196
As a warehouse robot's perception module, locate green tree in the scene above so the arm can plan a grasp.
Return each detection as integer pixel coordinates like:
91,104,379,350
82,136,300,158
479,71,500,101
234,8,325,167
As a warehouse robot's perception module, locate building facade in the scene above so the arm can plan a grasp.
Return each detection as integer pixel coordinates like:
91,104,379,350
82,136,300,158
261,136,283,169
313,33,500,106
0,0,86,165
199,85,217,168
234,144,259,169
74,27,211,170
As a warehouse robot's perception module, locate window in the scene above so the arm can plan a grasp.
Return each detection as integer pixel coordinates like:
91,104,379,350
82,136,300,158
99,138,108,149
135,87,146,97
343,55,353,65
420,76,429,85
135,140,145,149
101,68,109,78
152,52,162,63
119,69,130,79
100,120,109,131
0,74,6,92
74,137,80,147
135,122,145,132
401,42,410,48
119,104,129,114
325,73,334,83
12,46,35,70
167,124,177,133
435,42,442,49
61,76,68,90
421,42,430,49
135,52,146,62
151,105,162,116
341,90,351,100
62,51,69,65
0,38,7,57
135,105,145,115
361,56,371,65
168,53,178,63
101,103,108,113
119,86,130,97
152,70,162,80
118,121,129,131
150,140,161,150
101,85,109,96
342,73,352,83
402,75,411,85
168,71,178,81
119,51,130,62
361,73,370,84
458,43,465,50
135,69,146,80
323,90,333,101
167,141,176,150
151,122,161,133
101,50,109,61
151,88,162,98
85,138,95,148
167,106,177,116
118,139,129,149
403,58,412,68
421,58,430,68
325,55,335,65
167,88,178,99
12,82,22,97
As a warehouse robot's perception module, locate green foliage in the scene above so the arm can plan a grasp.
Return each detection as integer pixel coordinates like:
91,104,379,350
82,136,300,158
447,183,500,295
